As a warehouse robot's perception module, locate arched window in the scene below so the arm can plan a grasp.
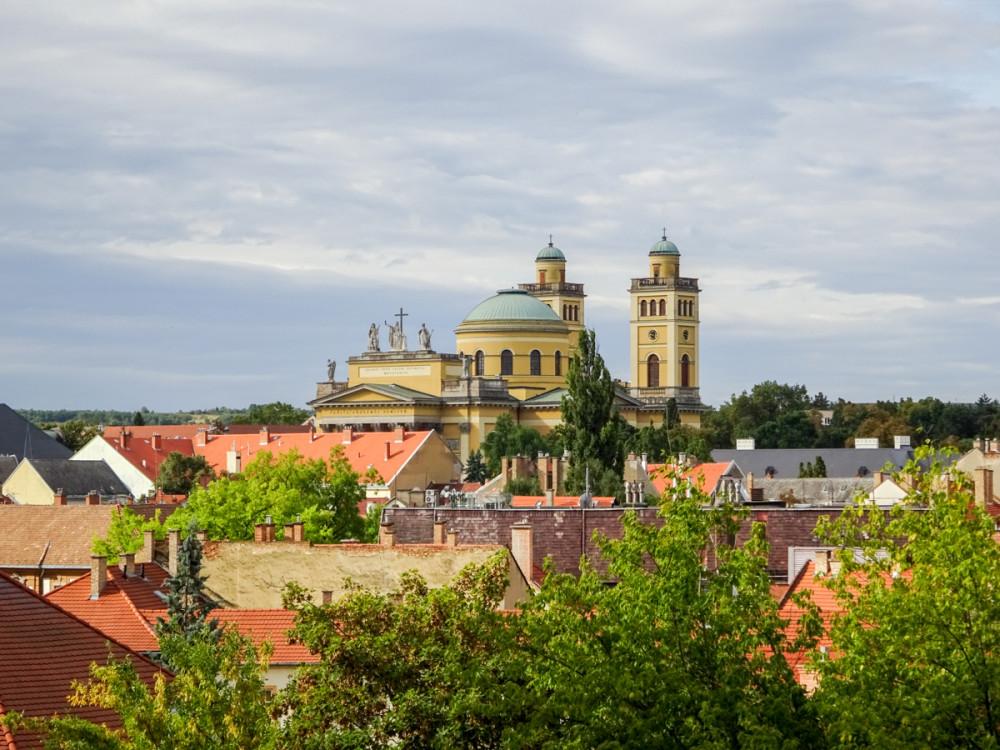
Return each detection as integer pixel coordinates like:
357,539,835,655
647,354,660,388
530,350,541,376
560,270,565,282
500,349,513,376
562,304,567,320
681,354,691,388
474,350,485,376
554,350,562,376
573,306,579,322
640,300,648,317
539,270,546,284
679,300,684,316
658,299,666,316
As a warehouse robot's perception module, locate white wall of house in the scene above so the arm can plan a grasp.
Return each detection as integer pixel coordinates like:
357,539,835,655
72,437,154,499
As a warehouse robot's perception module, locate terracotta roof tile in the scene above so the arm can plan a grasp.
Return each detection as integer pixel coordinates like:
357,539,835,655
0,506,135,569
646,462,730,497
510,495,614,508
102,435,196,482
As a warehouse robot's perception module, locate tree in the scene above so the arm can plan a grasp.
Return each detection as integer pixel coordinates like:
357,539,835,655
513,472,823,747
92,506,166,564
133,410,145,426
463,449,490,483
230,401,310,425
812,447,1000,747
276,552,531,749
156,518,220,652
155,451,216,494
167,446,375,543
55,418,101,451
480,413,550,477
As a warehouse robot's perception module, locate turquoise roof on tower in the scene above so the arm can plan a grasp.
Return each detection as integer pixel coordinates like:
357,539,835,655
536,241,566,262
462,289,562,323
649,233,680,256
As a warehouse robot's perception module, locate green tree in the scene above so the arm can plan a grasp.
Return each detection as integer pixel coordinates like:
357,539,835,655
712,381,814,448
155,451,216,494
276,552,530,749
91,506,166,564
156,518,220,652
55,418,101,451
167,446,375,543
515,472,823,747
463,449,490,483
133,410,145,426
480,413,550,477
230,401,311,425
813,447,1000,747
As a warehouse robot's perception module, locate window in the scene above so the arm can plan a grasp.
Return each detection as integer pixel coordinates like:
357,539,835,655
530,350,541,376
562,304,567,320
681,354,691,387
500,349,513,376
560,270,565,282
554,350,562,376
474,350,484,376
647,354,659,388
658,299,666,316
640,300,648,317
539,270,546,284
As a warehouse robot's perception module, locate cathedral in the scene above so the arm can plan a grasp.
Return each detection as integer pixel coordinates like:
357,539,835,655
310,234,705,463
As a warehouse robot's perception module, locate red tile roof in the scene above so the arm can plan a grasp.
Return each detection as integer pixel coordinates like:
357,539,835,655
194,429,437,485
0,570,166,750
509,495,615,508
211,610,316,664
104,425,209,440
103,435,195,482
646,462,731,497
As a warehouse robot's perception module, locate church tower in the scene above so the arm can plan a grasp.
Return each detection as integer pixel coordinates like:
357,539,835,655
629,231,703,425
519,237,586,350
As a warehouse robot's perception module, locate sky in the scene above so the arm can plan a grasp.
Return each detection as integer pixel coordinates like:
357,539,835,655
2,0,999,413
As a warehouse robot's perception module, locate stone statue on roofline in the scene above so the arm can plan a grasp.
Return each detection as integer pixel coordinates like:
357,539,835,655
368,323,380,352
418,323,432,350
327,359,336,382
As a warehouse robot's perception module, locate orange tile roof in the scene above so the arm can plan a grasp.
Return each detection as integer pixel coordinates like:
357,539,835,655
103,435,195,482
646,462,730,497
46,564,173,653
509,495,615,508
104,425,209,440
0,505,135,569
211,610,316,664
0,570,166,750
194,429,437,485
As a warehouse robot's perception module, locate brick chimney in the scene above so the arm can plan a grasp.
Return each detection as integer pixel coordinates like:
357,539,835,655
119,427,131,450
86,490,100,505
510,523,533,581
167,528,180,577
394,426,405,443
544,489,554,507
380,522,396,546
973,438,984,451
119,552,135,578
446,529,459,547
255,516,276,543
815,549,830,576
138,529,155,564
227,448,242,474
196,428,208,447
384,441,391,461
151,433,162,451
90,555,107,599
322,590,333,605
991,438,1000,454
342,427,354,444
974,468,994,508
433,520,446,545
53,488,67,505
259,426,270,445
873,471,885,489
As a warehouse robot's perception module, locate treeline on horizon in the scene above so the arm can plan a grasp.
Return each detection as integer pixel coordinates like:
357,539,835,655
19,401,311,429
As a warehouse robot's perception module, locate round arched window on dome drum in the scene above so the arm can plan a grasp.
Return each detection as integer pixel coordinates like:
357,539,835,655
530,350,541,376
500,349,514,376
474,350,485,376
554,350,562,376
681,354,691,388
647,353,660,388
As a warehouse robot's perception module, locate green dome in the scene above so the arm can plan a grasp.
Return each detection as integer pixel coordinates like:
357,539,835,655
536,241,566,262
649,233,680,256
462,289,562,323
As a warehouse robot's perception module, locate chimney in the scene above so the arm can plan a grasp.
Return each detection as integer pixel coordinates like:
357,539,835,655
545,489,555,507
446,529,459,547
973,438,984,452
815,549,830,576
322,590,333,605
86,490,100,505
641,453,648,470
53,488,67,505
873,471,885,489
434,520,447,545
342,427,354,444
138,529,155,564
167,528,180,577
394,426,405,443
384,441,391,461
196,428,208,447
678,452,687,467
991,438,1000,454
893,435,910,450
90,555,108,599
119,552,135,578
380,522,396,547
510,523,533,581
259,426,270,445
974,468,994,508
255,515,276,543
119,427,131,450
293,516,304,542
746,472,754,492
309,424,316,442
196,530,207,543
151,433,162,451
227,449,242,474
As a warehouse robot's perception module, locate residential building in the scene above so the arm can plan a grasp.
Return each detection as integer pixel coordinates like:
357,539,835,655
2,459,130,506
73,428,196,499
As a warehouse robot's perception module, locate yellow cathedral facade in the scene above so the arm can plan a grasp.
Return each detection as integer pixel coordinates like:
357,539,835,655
310,234,705,463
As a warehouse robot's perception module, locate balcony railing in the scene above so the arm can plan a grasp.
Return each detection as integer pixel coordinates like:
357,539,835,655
518,282,585,295
629,277,699,291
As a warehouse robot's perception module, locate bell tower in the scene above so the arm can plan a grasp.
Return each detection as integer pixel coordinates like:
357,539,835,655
519,236,586,350
628,231,703,425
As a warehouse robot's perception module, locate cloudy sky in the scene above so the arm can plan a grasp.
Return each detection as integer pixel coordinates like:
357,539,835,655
2,1,998,413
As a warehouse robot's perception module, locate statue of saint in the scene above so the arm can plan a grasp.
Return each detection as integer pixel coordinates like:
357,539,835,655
418,323,432,350
385,320,407,351
326,359,336,382
461,354,471,379
368,324,380,352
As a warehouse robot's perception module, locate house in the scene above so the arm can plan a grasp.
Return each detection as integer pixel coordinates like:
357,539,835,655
1,458,131,506
0,569,165,749
954,438,1000,476
0,505,159,592
193,426,462,507
73,428,196,500
635,459,748,505
198,520,530,610
0,404,72,462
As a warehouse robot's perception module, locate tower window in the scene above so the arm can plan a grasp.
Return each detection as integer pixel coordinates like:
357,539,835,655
554,350,562,376
681,354,691,388
560,270,565,282
530,350,541,376
500,349,513,376
640,300,648,317
539,270,546,284
647,354,660,388
562,304,567,320
573,305,579,322
658,299,666,316
474,350,485,376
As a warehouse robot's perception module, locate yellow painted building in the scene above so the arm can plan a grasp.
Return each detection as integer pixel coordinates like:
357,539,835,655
310,237,705,462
